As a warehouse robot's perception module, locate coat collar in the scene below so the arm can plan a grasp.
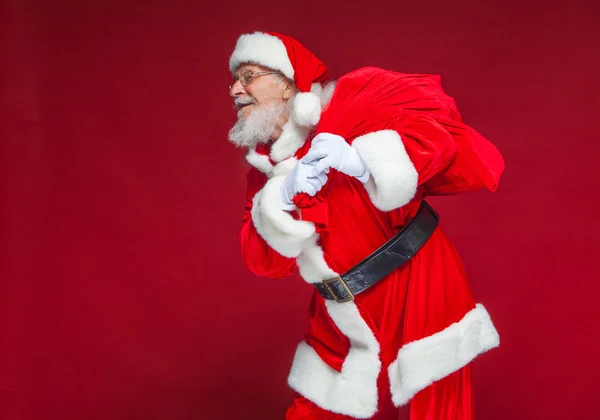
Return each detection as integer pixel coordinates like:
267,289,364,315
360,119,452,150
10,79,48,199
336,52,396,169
245,119,312,175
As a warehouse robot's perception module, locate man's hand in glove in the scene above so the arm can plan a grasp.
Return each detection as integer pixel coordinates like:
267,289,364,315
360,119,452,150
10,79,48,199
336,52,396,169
279,160,329,211
302,133,371,183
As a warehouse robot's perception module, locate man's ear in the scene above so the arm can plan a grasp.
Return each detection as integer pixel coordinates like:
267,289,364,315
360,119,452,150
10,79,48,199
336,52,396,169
281,79,297,100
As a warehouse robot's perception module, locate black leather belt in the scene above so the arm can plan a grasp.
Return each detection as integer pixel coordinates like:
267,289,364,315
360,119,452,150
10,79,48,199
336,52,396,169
314,200,439,303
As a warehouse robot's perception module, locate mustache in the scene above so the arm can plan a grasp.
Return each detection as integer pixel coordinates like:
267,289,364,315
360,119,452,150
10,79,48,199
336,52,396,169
234,96,256,110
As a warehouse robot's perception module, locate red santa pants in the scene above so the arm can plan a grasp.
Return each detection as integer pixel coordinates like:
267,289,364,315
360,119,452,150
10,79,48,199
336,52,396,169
285,365,473,420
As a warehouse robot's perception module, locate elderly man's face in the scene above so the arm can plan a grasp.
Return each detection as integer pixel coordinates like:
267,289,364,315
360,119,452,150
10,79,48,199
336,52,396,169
229,63,289,118
227,63,294,148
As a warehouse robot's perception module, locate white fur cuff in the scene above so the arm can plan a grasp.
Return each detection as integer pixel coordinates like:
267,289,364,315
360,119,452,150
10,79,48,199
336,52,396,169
352,130,418,211
250,175,316,258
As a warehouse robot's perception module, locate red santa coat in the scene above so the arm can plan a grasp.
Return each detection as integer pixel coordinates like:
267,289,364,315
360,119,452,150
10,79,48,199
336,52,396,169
239,67,503,418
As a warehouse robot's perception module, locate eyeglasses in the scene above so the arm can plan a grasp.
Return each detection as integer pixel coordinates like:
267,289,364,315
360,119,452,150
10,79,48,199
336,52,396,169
230,70,281,89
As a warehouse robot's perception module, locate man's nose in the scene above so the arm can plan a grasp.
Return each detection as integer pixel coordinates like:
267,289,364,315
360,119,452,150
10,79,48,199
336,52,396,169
229,80,245,97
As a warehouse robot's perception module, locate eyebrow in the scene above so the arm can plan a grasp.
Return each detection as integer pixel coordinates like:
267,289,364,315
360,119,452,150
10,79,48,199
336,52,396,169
234,69,252,78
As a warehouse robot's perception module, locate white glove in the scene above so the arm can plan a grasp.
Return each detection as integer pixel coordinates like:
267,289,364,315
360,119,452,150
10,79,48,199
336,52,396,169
302,133,370,183
279,161,328,211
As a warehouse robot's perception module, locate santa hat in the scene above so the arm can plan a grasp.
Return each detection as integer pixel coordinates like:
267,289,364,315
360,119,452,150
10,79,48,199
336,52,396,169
229,31,329,127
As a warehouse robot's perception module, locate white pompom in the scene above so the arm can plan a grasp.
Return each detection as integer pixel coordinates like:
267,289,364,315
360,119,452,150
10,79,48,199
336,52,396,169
293,92,322,127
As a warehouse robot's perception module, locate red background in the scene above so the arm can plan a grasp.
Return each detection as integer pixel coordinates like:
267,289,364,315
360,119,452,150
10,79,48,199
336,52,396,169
2,0,599,419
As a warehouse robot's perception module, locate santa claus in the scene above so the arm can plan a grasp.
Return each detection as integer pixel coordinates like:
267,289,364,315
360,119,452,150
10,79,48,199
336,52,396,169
228,31,504,419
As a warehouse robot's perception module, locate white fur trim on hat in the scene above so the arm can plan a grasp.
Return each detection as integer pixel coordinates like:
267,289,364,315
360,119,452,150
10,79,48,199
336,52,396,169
293,83,324,127
229,32,294,79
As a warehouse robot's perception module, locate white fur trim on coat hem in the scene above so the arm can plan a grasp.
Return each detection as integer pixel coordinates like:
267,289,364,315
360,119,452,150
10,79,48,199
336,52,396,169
352,130,418,212
295,236,339,284
388,303,500,407
289,236,381,418
287,301,381,419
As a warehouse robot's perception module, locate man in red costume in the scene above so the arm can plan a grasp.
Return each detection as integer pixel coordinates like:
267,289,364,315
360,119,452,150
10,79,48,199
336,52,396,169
228,31,504,419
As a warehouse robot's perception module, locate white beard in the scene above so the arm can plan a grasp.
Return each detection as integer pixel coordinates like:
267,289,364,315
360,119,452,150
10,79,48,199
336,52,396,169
228,101,289,149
